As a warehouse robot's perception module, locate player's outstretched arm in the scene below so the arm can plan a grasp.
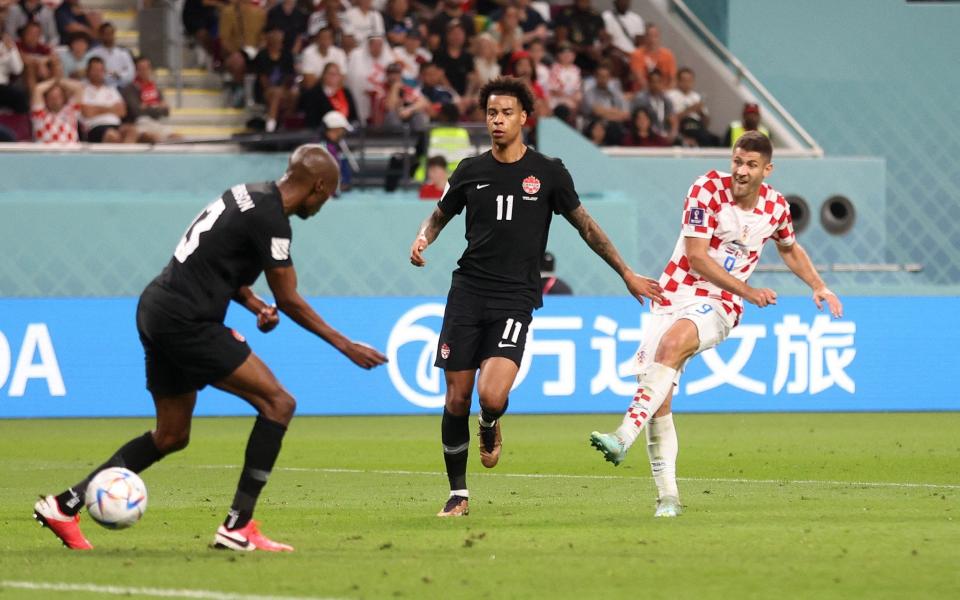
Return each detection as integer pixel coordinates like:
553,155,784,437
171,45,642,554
233,286,280,332
410,206,453,267
264,266,388,369
563,205,665,304
685,237,777,308
776,242,843,318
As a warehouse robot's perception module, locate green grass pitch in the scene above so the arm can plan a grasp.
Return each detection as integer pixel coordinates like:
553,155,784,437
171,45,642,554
1,413,958,599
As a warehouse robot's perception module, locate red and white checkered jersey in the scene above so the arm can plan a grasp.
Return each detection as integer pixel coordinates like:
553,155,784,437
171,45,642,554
31,102,80,146
655,170,796,324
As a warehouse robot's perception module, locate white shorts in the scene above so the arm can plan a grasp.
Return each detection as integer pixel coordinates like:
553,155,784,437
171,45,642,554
631,298,736,386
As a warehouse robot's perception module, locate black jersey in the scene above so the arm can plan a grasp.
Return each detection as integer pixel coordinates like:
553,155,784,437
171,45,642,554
437,148,581,309
145,182,293,322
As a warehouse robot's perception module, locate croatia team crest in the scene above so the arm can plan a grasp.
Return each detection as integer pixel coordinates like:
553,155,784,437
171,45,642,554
522,175,541,195
440,343,451,359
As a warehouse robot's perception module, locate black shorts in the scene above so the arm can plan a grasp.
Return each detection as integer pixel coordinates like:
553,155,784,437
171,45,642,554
136,292,251,396
434,287,533,371
86,124,119,143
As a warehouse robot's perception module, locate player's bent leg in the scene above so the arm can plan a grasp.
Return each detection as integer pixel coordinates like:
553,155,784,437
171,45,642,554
34,391,196,550
475,357,518,469
212,353,294,550
438,370,475,517
592,320,698,466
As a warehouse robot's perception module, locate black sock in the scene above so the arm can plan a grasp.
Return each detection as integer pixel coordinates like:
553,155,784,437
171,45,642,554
56,431,164,516
480,398,509,426
224,416,287,530
441,407,470,492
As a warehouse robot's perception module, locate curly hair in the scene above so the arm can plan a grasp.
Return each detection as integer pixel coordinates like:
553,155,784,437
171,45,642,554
478,77,536,115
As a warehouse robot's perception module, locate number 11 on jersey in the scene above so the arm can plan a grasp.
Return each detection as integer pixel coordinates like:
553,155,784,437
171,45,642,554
496,194,514,221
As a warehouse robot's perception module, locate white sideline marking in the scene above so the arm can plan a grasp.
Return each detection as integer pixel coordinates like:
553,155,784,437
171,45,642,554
0,580,340,600
196,464,960,490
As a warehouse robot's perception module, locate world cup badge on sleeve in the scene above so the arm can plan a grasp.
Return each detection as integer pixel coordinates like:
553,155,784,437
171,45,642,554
522,175,541,195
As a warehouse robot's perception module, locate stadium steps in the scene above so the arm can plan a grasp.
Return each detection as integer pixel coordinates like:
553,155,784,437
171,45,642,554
162,88,224,109
102,9,136,31
168,107,248,127
169,125,247,138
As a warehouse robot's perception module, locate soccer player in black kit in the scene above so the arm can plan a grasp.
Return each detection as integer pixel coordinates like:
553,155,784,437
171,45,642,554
410,78,664,517
33,145,387,551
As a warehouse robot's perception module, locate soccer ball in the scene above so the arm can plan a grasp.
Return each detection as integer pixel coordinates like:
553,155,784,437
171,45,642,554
84,467,148,529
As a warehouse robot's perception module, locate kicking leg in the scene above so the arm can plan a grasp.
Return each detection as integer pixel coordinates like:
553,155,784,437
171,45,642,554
437,369,474,517
475,357,517,469
35,391,195,549
591,319,698,465
647,390,681,517
211,352,295,551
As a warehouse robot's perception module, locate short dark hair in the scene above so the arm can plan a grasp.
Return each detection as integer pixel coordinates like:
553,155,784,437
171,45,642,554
86,56,105,68
99,22,114,33
426,155,448,170
478,76,535,114
733,130,773,161
678,66,694,78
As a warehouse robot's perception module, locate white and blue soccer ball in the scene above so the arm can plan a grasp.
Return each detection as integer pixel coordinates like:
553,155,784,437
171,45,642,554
84,467,148,529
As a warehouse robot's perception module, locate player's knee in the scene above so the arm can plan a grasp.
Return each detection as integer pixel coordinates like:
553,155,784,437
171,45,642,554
154,429,190,453
478,395,508,419
655,335,695,368
264,388,296,424
444,389,471,415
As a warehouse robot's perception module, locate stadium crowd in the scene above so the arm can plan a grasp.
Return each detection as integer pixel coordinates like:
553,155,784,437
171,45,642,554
0,0,769,151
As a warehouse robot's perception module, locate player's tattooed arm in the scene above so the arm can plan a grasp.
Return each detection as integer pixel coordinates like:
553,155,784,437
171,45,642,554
564,205,665,304
410,207,453,267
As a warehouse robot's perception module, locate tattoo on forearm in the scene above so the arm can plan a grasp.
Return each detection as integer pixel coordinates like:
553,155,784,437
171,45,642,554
420,208,452,242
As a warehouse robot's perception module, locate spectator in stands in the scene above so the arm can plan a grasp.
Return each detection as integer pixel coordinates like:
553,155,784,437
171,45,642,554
724,101,770,146
416,101,472,179
56,32,90,79
418,154,447,199
346,33,395,124
488,5,522,58
0,32,27,114
495,0,548,46
85,23,134,88
30,67,83,145
630,68,674,139
581,62,629,140
307,0,349,49
602,0,644,56
393,28,431,83
5,0,59,46
468,32,499,95
301,26,347,87
301,62,357,129
376,61,430,130
433,20,472,96
55,0,101,43
419,61,458,116
219,0,266,107
181,0,219,68
120,56,179,143
546,43,581,118
583,117,611,146
629,23,675,90
540,251,573,295
344,0,384,44
321,109,352,192
666,67,719,146
555,0,604,74
17,21,55,81
383,0,419,48
427,0,474,52
266,0,308,55
527,38,549,88
253,26,296,132
80,56,135,143
621,105,670,147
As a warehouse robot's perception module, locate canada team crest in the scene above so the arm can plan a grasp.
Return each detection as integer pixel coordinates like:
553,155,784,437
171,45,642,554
440,343,451,359
522,175,541,195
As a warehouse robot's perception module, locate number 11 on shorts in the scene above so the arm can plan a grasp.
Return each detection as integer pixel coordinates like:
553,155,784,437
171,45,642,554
500,318,522,347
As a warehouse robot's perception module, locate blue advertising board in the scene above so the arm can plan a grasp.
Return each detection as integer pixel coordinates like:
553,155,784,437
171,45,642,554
0,296,952,418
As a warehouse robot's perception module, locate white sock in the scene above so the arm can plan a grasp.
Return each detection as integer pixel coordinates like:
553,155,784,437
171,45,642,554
645,413,679,499
449,489,469,498
266,118,277,132
615,362,677,449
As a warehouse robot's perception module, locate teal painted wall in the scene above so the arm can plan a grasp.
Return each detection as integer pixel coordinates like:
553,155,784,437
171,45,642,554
724,0,960,286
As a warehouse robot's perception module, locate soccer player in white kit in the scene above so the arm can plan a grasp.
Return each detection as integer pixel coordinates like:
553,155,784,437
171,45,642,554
589,131,843,517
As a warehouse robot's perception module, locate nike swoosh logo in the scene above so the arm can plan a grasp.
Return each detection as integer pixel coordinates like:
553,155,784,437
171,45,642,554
477,183,490,189
217,531,250,547
497,342,516,348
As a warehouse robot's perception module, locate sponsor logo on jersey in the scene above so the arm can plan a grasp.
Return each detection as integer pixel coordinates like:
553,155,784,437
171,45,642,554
271,237,291,260
522,195,538,201
440,343,450,359
476,183,490,189
688,207,705,226
522,175,541,195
